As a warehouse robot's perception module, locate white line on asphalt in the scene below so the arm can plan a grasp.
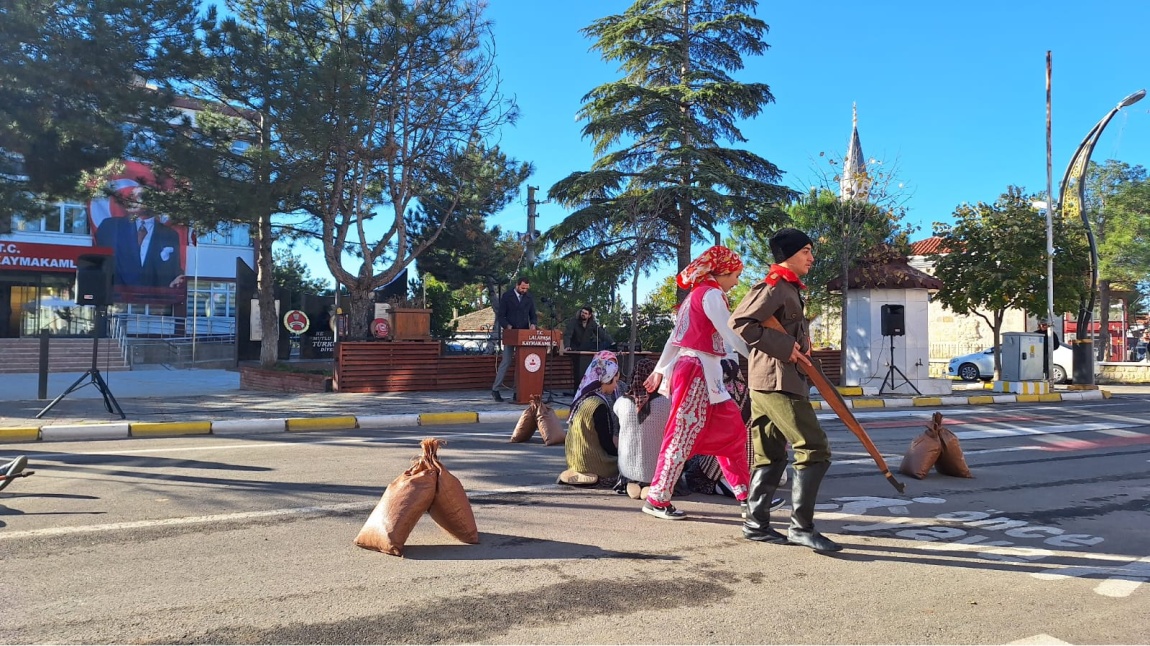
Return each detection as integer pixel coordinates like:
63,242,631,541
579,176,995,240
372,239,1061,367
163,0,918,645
0,485,549,541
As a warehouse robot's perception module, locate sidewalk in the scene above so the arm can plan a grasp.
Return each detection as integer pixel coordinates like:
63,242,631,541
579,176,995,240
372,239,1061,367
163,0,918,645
0,368,1133,443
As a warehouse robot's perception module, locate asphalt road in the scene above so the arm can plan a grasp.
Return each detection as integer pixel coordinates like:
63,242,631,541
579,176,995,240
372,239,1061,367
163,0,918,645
2,396,1148,645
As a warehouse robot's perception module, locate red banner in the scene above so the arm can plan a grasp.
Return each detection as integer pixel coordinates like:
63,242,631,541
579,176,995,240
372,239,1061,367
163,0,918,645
0,241,112,274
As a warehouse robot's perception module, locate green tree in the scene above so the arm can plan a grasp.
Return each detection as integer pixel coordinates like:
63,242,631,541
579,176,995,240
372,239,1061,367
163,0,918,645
931,186,1088,378
410,144,532,306
0,0,204,226
549,0,794,301
148,0,516,365
1082,160,1150,359
273,248,329,296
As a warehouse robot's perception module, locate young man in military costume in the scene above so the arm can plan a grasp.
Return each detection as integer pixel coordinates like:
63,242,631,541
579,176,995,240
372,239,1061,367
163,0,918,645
729,228,842,552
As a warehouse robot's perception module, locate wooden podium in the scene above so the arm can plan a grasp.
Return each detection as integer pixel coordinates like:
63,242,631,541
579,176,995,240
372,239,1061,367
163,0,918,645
503,329,562,404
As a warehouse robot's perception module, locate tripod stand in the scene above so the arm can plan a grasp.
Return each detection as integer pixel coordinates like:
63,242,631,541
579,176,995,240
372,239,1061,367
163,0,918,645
37,308,125,419
878,334,921,395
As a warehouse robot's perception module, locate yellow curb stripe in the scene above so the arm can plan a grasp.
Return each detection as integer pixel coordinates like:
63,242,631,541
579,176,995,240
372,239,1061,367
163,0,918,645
809,401,823,410
852,399,885,408
556,408,571,420
1016,394,1041,403
419,412,478,425
1102,390,1112,399
836,386,863,397
286,417,358,432
1038,393,1062,402
131,422,211,436
913,397,943,407
0,427,40,442
967,395,995,405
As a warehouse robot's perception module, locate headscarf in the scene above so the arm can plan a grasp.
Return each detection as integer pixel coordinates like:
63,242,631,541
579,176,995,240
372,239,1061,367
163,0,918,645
572,350,620,407
623,358,659,423
676,245,744,291
570,350,621,438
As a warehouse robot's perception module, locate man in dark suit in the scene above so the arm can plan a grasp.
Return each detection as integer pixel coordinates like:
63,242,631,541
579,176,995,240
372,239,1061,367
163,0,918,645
95,186,185,291
491,277,537,401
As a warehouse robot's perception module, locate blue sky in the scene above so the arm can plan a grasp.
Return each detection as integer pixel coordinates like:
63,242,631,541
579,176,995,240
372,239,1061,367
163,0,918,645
300,1,1150,299
479,2,1150,256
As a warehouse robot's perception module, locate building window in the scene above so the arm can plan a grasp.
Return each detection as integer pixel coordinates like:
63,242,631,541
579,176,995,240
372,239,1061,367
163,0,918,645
187,280,236,318
198,223,251,247
10,202,90,235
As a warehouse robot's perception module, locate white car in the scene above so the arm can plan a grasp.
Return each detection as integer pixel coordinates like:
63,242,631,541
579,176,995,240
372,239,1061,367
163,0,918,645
947,343,1073,383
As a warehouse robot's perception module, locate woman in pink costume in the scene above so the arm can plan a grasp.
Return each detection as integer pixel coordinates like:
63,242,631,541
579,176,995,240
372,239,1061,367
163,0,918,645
641,245,751,520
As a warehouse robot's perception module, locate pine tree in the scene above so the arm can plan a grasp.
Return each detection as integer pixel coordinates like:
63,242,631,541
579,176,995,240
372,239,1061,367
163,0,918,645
549,0,794,299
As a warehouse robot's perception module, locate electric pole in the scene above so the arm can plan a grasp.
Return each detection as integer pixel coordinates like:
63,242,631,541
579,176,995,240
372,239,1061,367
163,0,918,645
525,185,539,265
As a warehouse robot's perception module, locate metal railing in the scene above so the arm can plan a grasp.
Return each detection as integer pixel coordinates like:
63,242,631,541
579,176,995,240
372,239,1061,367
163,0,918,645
109,314,236,367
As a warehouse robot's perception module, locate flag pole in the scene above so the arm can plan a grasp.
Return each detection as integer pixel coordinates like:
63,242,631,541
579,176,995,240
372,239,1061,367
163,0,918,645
192,231,199,362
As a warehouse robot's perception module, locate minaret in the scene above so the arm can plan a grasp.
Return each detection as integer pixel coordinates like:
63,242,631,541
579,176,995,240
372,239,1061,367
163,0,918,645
840,103,870,201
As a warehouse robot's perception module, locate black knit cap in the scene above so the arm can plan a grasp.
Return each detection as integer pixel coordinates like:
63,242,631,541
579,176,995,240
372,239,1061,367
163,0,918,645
769,228,814,263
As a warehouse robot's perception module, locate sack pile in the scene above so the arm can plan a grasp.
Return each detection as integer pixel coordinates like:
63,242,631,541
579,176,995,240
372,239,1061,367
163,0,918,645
509,395,566,445
354,438,479,557
898,411,974,480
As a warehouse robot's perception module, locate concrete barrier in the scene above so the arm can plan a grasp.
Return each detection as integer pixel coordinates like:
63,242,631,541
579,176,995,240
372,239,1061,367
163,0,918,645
211,419,287,435
41,423,131,442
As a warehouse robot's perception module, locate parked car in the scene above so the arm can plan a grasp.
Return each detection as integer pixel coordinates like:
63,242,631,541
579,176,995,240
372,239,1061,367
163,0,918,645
947,343,1073,383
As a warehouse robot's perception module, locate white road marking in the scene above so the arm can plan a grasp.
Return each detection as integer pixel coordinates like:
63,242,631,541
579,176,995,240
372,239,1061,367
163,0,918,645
1009,634,1073,645
0,485,548,541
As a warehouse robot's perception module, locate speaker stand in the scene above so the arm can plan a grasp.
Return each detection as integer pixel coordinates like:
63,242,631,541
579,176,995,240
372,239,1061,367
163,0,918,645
878,334,921,395
36,308,126,419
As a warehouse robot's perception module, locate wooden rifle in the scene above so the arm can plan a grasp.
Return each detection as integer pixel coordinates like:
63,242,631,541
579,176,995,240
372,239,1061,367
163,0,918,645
761,316,906,494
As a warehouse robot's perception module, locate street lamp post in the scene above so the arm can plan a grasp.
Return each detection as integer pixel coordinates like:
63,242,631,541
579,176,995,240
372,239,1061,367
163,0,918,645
1058,88,1146,385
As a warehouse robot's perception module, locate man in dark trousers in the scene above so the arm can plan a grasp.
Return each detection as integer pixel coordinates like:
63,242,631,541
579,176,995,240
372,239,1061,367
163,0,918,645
491,278,537,401
564,305,613,393
730,227,842,552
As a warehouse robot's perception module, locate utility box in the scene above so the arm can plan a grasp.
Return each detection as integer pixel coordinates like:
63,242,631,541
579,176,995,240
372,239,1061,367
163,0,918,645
1001,332,1045,381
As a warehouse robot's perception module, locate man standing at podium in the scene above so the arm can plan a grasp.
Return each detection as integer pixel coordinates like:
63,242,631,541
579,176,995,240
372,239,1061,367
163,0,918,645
491,277,537,402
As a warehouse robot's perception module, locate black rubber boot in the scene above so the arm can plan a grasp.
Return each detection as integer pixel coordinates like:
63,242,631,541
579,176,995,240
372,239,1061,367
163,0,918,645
787,461,842,552
742,462,788,543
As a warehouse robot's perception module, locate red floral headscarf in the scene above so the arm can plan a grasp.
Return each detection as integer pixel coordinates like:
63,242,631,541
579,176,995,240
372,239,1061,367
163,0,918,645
676,245,744,290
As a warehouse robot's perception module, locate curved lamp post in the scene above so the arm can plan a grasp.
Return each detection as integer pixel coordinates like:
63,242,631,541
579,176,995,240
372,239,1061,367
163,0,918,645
1058,89,1146,385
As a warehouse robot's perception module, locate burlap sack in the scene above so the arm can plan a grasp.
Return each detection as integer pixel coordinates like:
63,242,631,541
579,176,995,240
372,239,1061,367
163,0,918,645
423,438,480,544
510,397,539,442
537,401,566,446
899,422,942,480
934,416,974,478
354,447,438,557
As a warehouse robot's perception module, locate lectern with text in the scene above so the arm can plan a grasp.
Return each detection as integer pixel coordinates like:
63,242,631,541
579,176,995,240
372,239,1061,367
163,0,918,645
503,329,562,404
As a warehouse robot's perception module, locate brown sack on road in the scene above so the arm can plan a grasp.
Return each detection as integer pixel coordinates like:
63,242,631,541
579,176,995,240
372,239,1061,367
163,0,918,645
423,438,480,544
933,413,974,478
511,397,540,442
899,417,943,480
537,400,566,446
354,443,438,557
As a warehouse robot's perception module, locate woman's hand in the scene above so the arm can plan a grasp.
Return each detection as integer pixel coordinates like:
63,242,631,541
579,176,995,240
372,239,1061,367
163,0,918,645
643,372,663,393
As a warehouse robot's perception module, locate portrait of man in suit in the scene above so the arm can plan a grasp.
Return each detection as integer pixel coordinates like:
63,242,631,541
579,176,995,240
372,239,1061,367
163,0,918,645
92,180,186,298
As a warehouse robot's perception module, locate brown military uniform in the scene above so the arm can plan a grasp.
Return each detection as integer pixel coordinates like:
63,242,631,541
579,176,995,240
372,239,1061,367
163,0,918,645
730,274,830,470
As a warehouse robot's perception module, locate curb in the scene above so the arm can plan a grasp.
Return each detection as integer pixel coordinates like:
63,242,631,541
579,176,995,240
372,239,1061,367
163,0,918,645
0,391,1111,443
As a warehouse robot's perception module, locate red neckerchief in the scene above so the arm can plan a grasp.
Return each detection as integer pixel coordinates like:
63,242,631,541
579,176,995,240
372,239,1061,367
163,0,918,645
763,264,807,289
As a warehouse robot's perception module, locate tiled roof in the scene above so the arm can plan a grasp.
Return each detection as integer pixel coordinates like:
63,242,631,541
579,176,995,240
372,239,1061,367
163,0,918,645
909,236,949,256
451,307,494,332
827,244,944,291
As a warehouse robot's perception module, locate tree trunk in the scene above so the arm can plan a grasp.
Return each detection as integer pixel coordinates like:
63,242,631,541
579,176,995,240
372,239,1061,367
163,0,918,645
257,210,278,368
346,286,376,341
1099,279,1112,361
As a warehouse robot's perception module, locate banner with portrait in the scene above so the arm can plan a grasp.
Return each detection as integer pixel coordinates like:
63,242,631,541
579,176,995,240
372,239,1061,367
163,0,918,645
87,161,190,306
